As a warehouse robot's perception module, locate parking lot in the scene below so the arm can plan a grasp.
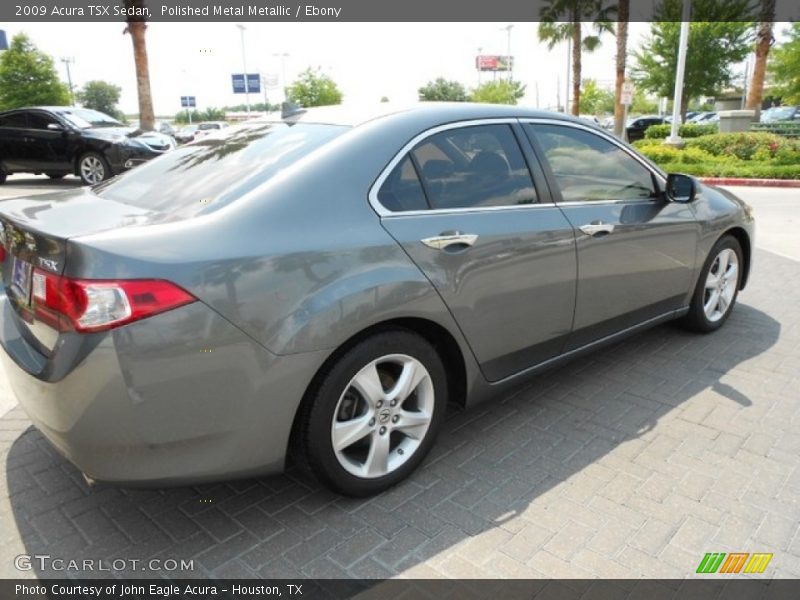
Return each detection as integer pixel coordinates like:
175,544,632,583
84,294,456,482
0,178,798,580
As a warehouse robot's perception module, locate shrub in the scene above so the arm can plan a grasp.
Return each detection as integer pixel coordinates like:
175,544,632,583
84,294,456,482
637,144,682,165
750,122,800,138
685,132,791,160
644,123,718,139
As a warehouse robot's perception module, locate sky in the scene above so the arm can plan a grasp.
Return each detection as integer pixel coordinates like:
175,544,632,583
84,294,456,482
5,21,769,116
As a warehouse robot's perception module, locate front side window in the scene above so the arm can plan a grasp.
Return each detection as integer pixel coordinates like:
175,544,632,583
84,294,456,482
529,124,658,202
0,113,27,128
411,124,537,210
27,112,59,130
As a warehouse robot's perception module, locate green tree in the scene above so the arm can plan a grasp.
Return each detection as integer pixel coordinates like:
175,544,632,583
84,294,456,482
0,33,70,110
769,22,800,104
418,78,468,102
174,107,227,125
538,0,615,116
470,80,526,105
579,79,615,114
286,68,343,107
630,89,659,115
77,80,122,119
631,0,753,121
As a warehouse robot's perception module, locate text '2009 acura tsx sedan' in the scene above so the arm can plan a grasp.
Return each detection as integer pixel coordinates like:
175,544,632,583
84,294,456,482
0,103,754,496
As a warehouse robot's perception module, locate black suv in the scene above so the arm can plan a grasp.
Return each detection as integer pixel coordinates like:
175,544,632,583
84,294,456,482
626,115,665,142
0,107,174,185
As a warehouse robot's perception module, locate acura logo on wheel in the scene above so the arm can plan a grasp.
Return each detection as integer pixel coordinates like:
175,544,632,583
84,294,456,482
378,409,391,424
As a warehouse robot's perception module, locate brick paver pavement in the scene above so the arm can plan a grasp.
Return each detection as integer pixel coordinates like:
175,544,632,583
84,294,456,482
0,248,798,580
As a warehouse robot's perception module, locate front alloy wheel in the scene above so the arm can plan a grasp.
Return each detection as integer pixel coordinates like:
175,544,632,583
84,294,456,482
78,153,108,185
703,248,739,323
297,329,446,496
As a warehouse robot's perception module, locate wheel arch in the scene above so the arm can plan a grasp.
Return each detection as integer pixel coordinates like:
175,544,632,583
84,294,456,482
287,316,469,460
724,226,751,290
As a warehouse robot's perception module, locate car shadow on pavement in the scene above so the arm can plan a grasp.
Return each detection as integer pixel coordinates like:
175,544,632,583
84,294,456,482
2,177,83,190
2,302,782,580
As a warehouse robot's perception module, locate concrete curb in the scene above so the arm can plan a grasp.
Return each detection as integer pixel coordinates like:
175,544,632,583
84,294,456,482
699,177,800,188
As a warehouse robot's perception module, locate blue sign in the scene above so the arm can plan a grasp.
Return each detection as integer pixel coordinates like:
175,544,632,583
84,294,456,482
0,30,8,51
180,96,196,108
232,73,260,94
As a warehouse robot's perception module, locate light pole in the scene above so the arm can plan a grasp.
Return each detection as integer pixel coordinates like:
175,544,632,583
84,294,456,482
272,53,290,99
236,24,250,116
477,47,483,86
499,25,513,80
667,0,691,145
61,57,76,106
565,41,571,114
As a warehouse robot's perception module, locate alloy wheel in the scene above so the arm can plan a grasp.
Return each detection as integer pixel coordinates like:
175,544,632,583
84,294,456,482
80,156,105,184
703,248,739,322
331,354,434,479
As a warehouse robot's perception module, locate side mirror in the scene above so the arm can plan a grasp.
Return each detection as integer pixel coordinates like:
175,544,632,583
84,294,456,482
666,173,696,203
46,123,64,131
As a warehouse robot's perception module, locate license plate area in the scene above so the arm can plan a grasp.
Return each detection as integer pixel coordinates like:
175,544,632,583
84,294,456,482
11,257,33,306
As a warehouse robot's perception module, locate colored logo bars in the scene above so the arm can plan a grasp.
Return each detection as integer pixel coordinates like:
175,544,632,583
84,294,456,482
696,552,773,574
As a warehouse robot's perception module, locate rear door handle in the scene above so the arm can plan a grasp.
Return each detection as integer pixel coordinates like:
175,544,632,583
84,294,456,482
579,222,615,237
421,233,479,250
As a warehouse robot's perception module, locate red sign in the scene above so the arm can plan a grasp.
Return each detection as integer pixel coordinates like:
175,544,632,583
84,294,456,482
476,55,513,72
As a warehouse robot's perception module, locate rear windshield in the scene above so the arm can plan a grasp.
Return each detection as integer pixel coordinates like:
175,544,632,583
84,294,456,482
95,121,348,217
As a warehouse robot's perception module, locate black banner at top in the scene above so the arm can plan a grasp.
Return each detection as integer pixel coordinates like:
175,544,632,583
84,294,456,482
2,0,799,23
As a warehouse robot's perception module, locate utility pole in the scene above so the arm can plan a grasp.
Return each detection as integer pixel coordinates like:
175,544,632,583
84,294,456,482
61,57,75,106
272,53,290,100
667,0,691,145
565,42,571,114
236,24,250,116
477,47,483,86
500,25,514,80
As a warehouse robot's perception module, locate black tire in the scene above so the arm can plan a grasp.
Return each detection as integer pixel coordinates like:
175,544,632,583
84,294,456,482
681,235,743,333
0,169,6,185
77,152,112,185
46,173,66,179
297,329,447,496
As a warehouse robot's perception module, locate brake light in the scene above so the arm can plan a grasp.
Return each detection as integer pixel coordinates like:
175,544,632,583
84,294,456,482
31,269,196,333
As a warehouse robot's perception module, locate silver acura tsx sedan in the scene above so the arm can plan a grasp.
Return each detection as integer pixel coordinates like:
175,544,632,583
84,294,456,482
0,103,753,496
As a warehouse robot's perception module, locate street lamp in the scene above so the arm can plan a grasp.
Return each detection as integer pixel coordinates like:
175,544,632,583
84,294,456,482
667,0,691,146
236,24,250,116
61,57,76,106
272,53,290,99
499,25,514,81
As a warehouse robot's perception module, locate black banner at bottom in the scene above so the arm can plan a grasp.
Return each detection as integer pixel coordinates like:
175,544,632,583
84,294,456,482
2,579,800,600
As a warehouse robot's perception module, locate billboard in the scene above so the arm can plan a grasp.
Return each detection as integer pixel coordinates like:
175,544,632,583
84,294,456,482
476,55,513,72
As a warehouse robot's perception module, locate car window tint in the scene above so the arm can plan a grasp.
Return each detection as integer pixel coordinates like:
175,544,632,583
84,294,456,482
530,124,657,202
27,113,58,130
0,113,27,128
94,122,348,218
411,124,537,210
377,155,429,212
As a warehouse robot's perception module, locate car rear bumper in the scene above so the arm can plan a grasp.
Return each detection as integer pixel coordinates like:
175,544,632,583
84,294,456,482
0,295,328,485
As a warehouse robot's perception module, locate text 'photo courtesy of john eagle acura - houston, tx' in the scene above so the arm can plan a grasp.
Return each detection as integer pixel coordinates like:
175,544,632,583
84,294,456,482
0,103,753,496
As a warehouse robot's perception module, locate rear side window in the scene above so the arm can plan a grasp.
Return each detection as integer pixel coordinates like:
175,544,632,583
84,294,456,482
411,124,537,210
377,155,429,212
0,113,27,128
95,122,347,217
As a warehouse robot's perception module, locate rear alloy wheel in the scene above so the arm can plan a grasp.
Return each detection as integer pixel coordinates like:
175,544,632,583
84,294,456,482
682,235,743,333
78,152,111,185
298,330,447,496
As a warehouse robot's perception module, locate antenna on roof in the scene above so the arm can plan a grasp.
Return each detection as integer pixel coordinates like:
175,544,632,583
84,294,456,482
281,102,306,119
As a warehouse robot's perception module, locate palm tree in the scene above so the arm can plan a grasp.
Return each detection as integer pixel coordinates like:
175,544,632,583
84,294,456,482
538,0,615,116
123,0,155,130
613,0,630,137
746,0,776,120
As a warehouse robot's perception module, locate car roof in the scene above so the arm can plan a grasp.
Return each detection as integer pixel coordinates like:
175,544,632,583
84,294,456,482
251,102,595,130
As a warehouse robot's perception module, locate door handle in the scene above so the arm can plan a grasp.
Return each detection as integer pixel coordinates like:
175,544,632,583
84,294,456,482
421,232,479,250
579,222,615,237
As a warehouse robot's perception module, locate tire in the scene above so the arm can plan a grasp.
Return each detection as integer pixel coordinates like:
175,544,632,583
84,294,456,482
0,169,6,185
46,173,66,179
297,329,447,496
681,235,743,333
77,152,111,185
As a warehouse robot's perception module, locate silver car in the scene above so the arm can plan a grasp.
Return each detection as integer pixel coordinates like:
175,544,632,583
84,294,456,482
0,103,754,496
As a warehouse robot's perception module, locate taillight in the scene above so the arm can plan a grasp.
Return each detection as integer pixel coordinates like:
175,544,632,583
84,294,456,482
31,269,196,333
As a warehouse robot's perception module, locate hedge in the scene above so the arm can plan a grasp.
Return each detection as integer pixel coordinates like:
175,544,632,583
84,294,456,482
644,123,718,139
750,122,800,138
635,131,800,179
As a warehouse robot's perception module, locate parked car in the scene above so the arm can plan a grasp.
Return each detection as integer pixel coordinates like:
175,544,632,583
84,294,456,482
626,115,665,142
0,107,174,185
760,105,800,123
129,119,177,137
0,103,754,496
174,121,229,144
688,111,717,123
